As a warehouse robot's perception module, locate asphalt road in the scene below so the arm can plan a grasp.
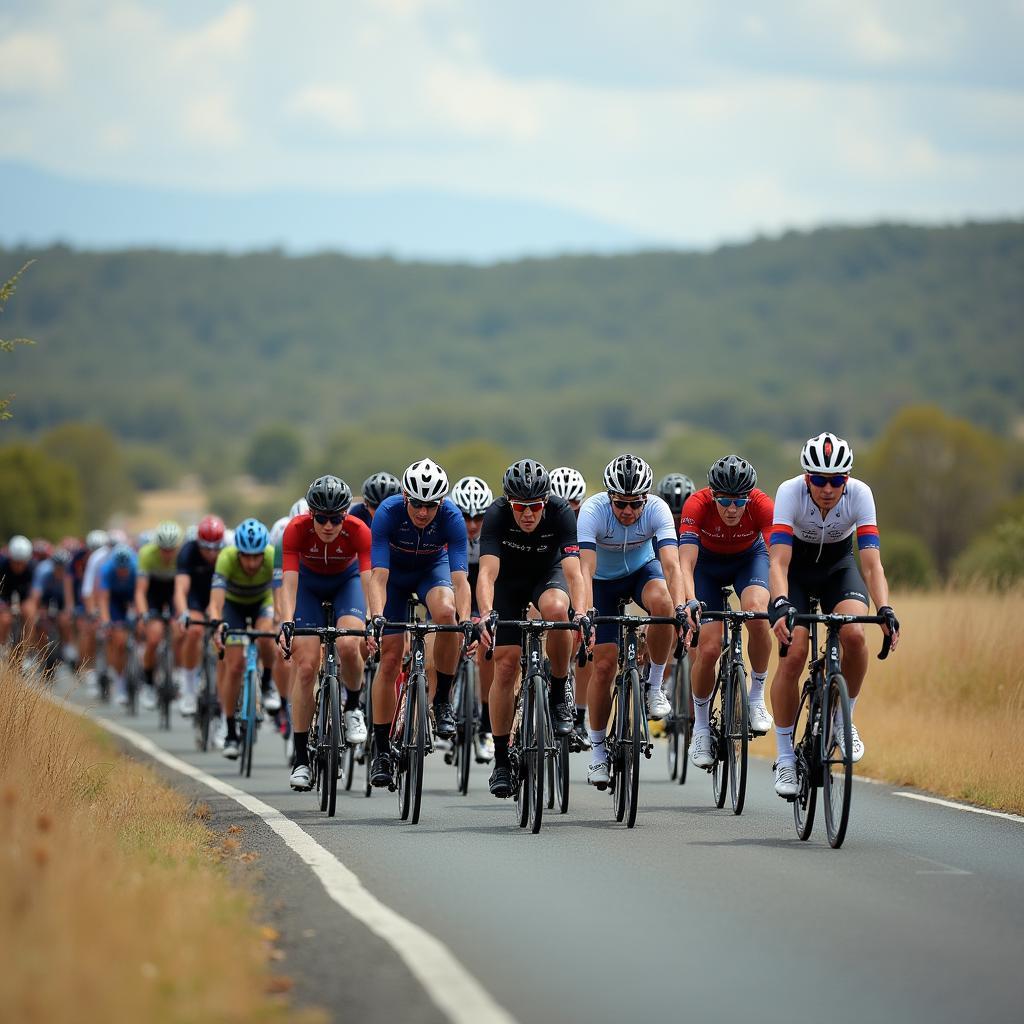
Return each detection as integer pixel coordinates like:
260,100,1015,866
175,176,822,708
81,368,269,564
55,675,1024,1024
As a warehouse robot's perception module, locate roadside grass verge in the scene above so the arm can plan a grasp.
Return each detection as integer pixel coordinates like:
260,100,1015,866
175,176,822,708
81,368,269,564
0,655,325,1024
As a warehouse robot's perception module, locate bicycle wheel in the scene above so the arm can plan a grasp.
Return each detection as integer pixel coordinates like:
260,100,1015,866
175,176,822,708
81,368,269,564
555,734,570,814
515,690,530,829
317,680,330,810
409,672,427,825
676,656,692,785
323,676,341,816
823,674,853,849
158,639,173,731
195,651,215,751
343,737,355,791
624,669,642,828
397,683,411,820
666,664,680,781
528,674,545,834
728,662,749,816
363,679,374,799
245,667,258,778
457,661,473,795
792,682,818,841
610,684,626,822
710,669,728,809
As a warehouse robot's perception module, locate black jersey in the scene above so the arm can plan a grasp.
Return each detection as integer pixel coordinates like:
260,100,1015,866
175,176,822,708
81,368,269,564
480,496,579,582
349,503,373,528
176,540,217,608
0,557,36,603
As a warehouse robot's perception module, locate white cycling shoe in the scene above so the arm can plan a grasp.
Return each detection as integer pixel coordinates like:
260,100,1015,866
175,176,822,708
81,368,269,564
774,760,798,798
178,692,197,716
474,732,495,764
587,758,611,789
747,698,773,735
289,764,313,791
344,708,368,745
690,730,714,769
141,685,157,710
262,687,282,713
645,685,671,720
222,739,240,760
834,719,865,762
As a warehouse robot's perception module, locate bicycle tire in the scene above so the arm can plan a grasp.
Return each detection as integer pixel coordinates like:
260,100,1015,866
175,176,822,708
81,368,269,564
325,675,341,816
677,655,692,785
457,661,473,795
243,668,257,779
409,672,427,825
196,651,214,751
611,684,626,822
316,679,330,810
793,682,817,841
556,734,570,814
667,663,681,781
823,673,853,849
528,673,545,834
397,683,411,820
711,666,728,809
728,662,749,816
620,669,641,827
343,736,355,791
515,686,530,829
158,638,173,731
363,677,374,799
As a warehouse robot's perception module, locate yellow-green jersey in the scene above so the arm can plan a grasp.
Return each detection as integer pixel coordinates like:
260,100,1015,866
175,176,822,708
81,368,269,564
136,542,179,581
212,546,275,606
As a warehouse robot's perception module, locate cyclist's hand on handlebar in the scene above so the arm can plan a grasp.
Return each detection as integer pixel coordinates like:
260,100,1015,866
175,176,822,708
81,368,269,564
461,619,479,657
769,596,796,645
178,611,193,630
878,605,900,652
213,621,227,652
365,615,386,656
277,620,294,657
476,610,496,652
572,612,594,651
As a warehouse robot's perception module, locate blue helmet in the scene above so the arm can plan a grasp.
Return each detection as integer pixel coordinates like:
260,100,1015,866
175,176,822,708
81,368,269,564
234,518,269,554
110,544,135,569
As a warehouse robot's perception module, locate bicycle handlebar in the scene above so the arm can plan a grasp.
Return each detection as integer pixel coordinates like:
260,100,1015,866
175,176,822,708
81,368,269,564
781,610,893,661
282,623,369,661
216,624,279,659
483,618,590,667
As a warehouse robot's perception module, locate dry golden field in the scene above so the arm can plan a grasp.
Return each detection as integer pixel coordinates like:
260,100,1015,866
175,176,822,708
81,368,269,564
0,658,324,1024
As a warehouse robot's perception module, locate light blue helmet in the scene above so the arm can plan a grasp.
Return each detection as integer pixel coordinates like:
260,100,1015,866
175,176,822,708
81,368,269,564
234,518,269,554
110,544,135,570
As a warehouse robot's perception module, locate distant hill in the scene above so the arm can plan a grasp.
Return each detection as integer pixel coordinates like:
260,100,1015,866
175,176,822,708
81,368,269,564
2,222,1022,467
0,161,648,262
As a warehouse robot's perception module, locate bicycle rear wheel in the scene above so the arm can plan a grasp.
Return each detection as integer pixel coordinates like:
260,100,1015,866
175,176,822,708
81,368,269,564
457,661,473,795
823,673,853,849
710,669,728,809
324,675,341,817
793,683,817,841
528,674,545,834
728,662,749,816
409,673,427,825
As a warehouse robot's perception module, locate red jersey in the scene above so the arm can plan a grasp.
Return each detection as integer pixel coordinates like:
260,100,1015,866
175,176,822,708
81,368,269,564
281,513,372,575
679,488,774,555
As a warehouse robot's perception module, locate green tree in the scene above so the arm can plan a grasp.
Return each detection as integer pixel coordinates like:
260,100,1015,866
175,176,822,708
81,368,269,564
0,261,35,422
864,405,1006,576
954,516,1024,588
435,439,515,490
244,424,304,484
0,444,82,539
873,529,938,589
39,421,136,527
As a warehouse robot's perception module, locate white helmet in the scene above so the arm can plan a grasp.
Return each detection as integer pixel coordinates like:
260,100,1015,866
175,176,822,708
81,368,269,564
451,476,493,517
549,467,586,503
8,535,33,561
86,529,109,551
402,458,449,502
223,528,235,547
800,432,853,474
154,520,183,549
269,515,290,549
603,454,653,496
107,528,130,548
288,498,309,519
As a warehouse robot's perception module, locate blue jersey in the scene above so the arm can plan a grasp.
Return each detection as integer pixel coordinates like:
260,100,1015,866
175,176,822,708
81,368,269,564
31,560,66,604
370,494,469,574
577,493,678,581
100,554,138,599
349,502,373,528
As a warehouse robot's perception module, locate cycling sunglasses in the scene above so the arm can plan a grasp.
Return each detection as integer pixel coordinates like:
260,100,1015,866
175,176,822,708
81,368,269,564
714,496,749,508
407,498,440,510
611,497,646,510
807,474,849,488
313,512,345,525
510,499,545,513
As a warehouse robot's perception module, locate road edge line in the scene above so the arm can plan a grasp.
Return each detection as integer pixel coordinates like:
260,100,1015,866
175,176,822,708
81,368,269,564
894,791,1024,824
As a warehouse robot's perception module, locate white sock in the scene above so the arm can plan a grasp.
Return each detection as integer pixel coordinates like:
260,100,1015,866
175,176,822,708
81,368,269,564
835,696,857,730
183,667,199,697
693,695,711,733
775,725,795,763
647,662,666,689
589,729,607,761
749,671,767,704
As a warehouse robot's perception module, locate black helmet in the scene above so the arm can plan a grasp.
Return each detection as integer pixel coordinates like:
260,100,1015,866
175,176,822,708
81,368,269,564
707,455,757,495
306,475,352,514
656,473,695,515
362,471,401,507
503,459,550,501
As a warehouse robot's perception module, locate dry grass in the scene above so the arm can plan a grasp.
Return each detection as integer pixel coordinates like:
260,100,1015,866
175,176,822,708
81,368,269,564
762,588,1024,814
0,655,325,1024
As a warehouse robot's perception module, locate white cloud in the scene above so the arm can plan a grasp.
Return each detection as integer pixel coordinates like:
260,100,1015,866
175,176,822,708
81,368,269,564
172,3,252,63
182,94,243,148
424,62,540,141
287,85,363,134
0,31,64,93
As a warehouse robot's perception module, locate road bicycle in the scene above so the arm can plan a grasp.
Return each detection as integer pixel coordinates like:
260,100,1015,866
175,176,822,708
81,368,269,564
665,645,693,785
447,648,480,795
184,616,221,752
219,622,278,779
147,609,177,731
782,600,892,849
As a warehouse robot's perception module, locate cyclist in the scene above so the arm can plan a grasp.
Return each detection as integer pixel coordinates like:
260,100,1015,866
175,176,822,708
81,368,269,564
97,544,139,705
174,514,225,715
0,535,36,648
25,546,73,663
767,432,900,797
450,474,496,762
73,530,107,694
657,473,696,535
365,458,472,787
267,497,310,717
135,520,184,710
549,466,592,749
578,454,697,788
349,472,402,528
475,459,589,798
679,455,775,770
277,476,372,792
208,518,276,760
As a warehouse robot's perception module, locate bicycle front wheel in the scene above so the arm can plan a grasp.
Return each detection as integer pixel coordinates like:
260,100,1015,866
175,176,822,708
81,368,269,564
624,668,642,828
409,673,427,825
555,733,570,814
611,685,626,822
675,656,693,785
728,662,749,816
793,683,817,841
710,669,728,809
823,673,853,849
324,675,341,817
457,661,473,795
528,674,545,834
363,677,374,798
243,669,258,778
158,641,173,731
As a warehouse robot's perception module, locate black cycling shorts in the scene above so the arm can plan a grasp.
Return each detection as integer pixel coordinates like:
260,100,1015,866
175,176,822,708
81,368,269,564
492,563,570,646
788,547,868,616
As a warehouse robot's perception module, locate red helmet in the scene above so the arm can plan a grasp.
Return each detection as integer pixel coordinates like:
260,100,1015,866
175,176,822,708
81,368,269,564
197,514,226,547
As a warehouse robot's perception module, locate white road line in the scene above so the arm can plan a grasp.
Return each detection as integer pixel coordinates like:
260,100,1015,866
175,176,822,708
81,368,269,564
88,712,517,1024
895,791,1024,825
910,853,972,876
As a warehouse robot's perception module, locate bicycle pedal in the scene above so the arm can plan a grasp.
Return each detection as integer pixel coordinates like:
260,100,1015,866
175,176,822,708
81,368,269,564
387,782,397,792
444,752,454,765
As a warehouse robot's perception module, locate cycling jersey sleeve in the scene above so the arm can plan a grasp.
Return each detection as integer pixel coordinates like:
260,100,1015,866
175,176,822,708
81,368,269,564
442,500,469,574
748,489,775,547
648,495,678,550
479,502,506,559
211,548,232,590
348,516,373,572
281,518,303,574
678,491,708,547
554,501,581,559
576,495,602,551
370,501,397,570
849,480,881,550
770,477,801,546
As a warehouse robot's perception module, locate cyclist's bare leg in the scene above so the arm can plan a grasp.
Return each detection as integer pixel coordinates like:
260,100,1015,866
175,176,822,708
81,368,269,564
371,634,405,727
740,585,771,674
336,614,365,691
834,599,869,697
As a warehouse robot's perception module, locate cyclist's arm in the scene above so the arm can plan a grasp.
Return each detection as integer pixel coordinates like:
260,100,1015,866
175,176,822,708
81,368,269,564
367,568,389,620
279,569,299,623
658,540,685,607
475,554,499,618
858,548,891,613
769,542,792,600
452,569,471,622
99,587,111,625
579,548,597,613
677,541,698,602
562,555,587,618
135,574,149,617
207,586,225,622
174,572,190,617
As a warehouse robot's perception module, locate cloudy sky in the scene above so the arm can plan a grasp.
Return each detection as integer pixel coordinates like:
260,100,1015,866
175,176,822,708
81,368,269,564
1,0,1022,255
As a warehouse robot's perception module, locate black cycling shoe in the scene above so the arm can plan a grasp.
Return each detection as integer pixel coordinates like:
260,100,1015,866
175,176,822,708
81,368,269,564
488,764,512,798
370,751,394,788
550,699,574,738
570,719,592,752
433,701,457,739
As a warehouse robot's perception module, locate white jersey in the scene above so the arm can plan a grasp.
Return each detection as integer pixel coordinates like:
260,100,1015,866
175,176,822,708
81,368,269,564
577,493,677,580
81,545,111,599
770,476,880,557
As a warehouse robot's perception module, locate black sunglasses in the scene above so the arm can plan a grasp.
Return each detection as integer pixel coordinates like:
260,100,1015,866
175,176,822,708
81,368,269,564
611,497,646,510
807,474,848,488
314,512,345,526
408,497,440,510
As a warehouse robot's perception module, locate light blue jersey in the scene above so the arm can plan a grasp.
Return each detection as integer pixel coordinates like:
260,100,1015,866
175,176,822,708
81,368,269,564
577,493,677,580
